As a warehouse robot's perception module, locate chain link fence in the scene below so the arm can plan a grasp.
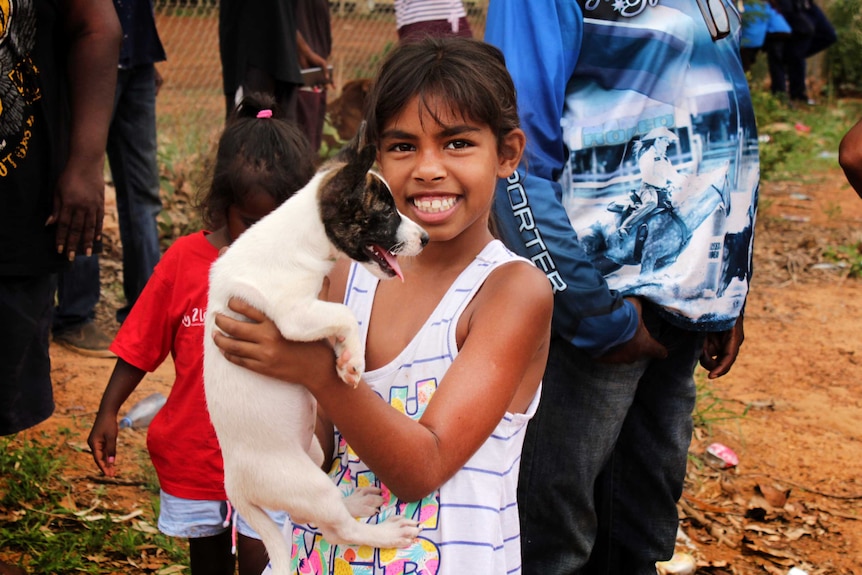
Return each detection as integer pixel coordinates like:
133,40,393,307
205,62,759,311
148,1,487,242
153,1,488,136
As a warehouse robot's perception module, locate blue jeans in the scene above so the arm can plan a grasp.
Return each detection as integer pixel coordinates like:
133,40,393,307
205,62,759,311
518,304,703,575
54,255,100,333
108,64,162,323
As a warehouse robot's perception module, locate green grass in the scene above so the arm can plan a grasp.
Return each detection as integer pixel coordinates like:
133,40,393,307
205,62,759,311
692,370,747,436
824,242,862,277
751,89,862,182
0,434,187,574
747,88,862,277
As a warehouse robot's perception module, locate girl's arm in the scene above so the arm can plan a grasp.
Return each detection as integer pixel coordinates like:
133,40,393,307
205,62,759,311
213,262,552,502
87,359,147,477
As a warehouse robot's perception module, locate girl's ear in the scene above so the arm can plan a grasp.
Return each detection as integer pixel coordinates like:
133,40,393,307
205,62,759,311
497,128,526,178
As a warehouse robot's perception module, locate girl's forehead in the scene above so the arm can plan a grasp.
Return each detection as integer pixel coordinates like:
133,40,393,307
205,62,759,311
237,187,279,213
387,94,472,130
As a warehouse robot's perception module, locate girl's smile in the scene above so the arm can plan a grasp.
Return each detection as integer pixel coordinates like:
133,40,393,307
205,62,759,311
378,95,517,243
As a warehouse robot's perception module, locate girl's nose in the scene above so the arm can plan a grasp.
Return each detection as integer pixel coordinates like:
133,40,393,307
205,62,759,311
413,149,446,182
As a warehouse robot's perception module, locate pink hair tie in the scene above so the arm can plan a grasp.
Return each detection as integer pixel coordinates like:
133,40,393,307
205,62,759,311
257,109,273,119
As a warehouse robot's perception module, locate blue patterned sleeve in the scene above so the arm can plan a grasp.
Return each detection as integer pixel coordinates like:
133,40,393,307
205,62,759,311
486,0,638,356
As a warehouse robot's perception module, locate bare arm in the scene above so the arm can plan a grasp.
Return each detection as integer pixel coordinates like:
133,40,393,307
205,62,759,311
213,263,552,502
296,30,331,85
87,359,147,477
839,118,862,199
47,0,121,260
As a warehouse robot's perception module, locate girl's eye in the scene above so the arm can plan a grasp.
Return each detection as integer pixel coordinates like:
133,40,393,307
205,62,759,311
387,142,415,153
445,139,471,150
242,217,259,228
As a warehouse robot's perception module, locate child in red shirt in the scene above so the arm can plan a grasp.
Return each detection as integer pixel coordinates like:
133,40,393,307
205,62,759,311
88,93,315,575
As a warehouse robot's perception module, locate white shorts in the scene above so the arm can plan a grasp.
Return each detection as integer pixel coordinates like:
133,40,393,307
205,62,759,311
157,490,288,540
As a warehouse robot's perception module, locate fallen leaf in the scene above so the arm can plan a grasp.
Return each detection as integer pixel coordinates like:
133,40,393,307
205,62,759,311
757,483,791,507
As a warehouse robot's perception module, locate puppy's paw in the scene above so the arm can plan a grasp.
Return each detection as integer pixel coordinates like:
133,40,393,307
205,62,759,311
334,335,364,387
343,486,384,518
378,515,422,549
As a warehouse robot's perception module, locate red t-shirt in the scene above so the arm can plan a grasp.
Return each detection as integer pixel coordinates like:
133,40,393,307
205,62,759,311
110,231,226,500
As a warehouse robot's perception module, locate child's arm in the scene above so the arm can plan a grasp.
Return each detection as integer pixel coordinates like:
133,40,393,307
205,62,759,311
87,359,147,477
213,262,552,502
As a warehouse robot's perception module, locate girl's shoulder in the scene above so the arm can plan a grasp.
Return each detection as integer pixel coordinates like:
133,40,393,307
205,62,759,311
473,240,552,310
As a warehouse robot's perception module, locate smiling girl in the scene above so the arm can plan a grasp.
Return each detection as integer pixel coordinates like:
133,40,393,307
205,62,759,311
212,37,553,575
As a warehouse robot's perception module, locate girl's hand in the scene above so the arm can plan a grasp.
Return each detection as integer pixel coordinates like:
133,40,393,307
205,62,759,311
88,412,119,477
212,298,336,386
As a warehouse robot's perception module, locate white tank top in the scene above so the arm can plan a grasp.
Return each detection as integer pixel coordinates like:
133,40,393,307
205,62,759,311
286,239,539,575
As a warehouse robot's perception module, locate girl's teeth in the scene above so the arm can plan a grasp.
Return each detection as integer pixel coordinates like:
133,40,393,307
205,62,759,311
415,197,456,213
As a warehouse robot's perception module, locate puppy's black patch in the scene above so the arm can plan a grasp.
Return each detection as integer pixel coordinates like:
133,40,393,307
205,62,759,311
318,143,405,277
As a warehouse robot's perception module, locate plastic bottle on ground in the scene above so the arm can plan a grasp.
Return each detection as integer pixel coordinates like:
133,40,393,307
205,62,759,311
656,552,696,575
119,392,167,429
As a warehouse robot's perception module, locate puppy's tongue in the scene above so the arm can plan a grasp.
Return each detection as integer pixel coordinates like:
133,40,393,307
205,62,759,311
374,244,404,281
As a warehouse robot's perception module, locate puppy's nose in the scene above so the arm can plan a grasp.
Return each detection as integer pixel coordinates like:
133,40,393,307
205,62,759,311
420,231,430,247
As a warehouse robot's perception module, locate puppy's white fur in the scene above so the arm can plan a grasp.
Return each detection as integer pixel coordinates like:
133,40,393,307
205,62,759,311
204,154,426,575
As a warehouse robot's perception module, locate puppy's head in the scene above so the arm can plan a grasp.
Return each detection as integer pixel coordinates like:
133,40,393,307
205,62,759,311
327,78,372,142
319,124,428,280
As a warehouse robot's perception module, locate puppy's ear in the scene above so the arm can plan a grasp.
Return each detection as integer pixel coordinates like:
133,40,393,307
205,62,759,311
335,121,369,164
327,140,377,197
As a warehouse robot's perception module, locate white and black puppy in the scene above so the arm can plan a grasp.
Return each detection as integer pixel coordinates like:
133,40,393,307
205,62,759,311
203,130,428,574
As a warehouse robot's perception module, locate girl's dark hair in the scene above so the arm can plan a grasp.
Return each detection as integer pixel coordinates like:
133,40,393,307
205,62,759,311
364,36,520,149
198,93,316,230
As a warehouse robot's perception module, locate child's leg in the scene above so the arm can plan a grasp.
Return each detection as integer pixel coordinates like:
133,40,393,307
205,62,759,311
235,508,289,575
189,531,234,575
156,492,236,575
237,533,270,575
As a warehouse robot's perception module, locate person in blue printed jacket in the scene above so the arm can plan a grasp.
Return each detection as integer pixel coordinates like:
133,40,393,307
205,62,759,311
486,1,759,573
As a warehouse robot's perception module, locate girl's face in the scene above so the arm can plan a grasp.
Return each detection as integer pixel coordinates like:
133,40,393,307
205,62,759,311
226,187,280,243
377,95,522,245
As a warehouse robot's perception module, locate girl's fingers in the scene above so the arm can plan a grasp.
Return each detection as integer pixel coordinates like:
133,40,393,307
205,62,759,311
226,297,268,322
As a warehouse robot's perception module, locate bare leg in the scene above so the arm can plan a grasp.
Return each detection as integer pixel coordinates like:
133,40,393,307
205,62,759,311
238,534,271,575
189,531,235,575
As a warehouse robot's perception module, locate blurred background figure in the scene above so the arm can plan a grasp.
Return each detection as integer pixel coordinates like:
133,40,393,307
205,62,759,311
769,0,836,104
219,0,328,121
52,0,167,357
1,0,120,569
296,0,333,160
109,0,167,325
395,0,473,42
739,0,791,73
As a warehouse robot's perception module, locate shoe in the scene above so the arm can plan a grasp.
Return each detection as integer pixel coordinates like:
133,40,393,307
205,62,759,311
53,322,116,358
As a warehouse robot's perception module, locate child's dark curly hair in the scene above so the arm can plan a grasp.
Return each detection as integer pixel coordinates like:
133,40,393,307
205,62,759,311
197,93,316,231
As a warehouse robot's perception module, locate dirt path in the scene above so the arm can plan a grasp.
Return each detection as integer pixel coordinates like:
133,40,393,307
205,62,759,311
678,169,862,573
6,167,862,574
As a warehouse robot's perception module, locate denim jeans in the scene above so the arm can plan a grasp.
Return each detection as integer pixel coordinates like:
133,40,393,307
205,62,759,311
54,255,101,333
107,64,163,323
518,304,703,575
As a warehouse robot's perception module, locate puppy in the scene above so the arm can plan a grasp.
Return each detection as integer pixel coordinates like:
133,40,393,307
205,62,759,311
325,78,372,146
203,130,428,575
